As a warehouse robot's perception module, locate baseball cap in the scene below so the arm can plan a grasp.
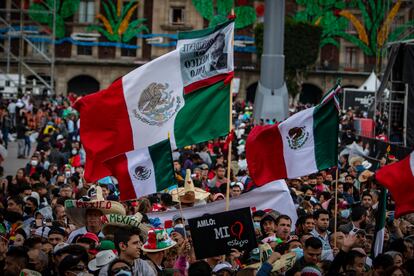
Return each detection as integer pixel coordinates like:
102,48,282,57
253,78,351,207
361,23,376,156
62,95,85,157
172,214,183,223
78,232,99,244
98,240,116,251
212,262,232,273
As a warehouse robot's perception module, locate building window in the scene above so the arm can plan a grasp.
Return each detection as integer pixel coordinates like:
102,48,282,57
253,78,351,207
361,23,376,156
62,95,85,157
170,6,185,25
79,0,95,23
32,40,49,56
121,48,136,57
345,47,358,69
77,45,92,56
121,38,137,57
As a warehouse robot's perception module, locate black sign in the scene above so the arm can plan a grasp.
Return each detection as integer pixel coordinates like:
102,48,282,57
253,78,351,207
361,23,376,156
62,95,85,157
343,89,376,118
188,207,257,259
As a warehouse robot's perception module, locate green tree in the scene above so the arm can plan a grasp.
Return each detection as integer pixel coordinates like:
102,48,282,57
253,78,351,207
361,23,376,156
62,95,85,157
254,19,322,98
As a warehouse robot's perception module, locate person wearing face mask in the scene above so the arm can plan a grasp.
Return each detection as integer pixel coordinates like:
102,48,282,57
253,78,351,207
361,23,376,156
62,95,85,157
338,206,369,235
24,196,39,217
69,147,81,168
108,259,133,276
25,155,44,177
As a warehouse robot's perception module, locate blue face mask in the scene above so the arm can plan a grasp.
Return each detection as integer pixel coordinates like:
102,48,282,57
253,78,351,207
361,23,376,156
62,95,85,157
253,222,260,230
114,270,132,276
356,165,365,173
290,247,303,260
340,209,350,218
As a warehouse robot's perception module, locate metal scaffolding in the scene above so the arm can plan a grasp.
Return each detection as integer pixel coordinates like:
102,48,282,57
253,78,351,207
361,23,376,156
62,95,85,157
0,0,56,98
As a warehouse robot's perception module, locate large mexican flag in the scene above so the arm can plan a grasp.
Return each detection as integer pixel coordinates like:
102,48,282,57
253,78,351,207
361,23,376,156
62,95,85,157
74,22,234,182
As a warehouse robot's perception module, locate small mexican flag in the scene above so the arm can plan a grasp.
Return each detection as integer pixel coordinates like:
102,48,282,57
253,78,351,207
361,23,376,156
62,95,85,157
103,139,176,201
246,85,341,185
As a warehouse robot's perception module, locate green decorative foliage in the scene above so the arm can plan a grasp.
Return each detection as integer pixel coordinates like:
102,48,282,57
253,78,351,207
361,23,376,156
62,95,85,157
88,0,148,43
29,0,80,39
255,20,322,96
122,18,148,42
294,0,412,59
192,0,257,29
60,0,80,18
234,6,257,29
217,0,233,16
192,0,214,20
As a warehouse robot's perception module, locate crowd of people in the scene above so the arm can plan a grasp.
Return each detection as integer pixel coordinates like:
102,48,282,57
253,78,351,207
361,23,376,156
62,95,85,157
0,94,412,276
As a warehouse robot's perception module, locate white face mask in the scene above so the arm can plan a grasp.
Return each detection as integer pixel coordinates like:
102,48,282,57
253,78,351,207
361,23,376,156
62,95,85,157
65,171,71,178
31,160,38,166
71,149,78,155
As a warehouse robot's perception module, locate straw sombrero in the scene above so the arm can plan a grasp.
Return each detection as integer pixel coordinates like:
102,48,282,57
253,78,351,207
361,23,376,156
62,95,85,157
65,186,126,226
101,212,151,237
170,169,210,203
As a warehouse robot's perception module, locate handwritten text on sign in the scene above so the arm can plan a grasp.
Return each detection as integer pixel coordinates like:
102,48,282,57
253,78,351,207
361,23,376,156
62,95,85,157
189,207,256,259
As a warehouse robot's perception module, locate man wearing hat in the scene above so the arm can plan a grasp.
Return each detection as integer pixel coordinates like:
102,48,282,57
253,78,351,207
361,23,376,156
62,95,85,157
230,182,244,198
65,186,126,243
142,228,177,275
48,226,67,247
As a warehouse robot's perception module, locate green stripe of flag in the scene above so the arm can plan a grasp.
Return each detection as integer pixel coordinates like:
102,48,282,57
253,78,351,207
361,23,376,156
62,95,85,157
174,80,230,148
313,98,339,170
177,20,234,40
148,139,176,192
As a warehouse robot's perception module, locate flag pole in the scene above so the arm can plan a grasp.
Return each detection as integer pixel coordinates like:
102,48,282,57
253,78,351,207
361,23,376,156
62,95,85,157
176,187,188,239
168,130,187,239
333,166,339,249
225,11,235,212
225,85,233,212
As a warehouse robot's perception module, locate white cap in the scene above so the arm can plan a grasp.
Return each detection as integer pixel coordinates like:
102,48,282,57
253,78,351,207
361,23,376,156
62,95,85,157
230,181,244,191
212,262,232,273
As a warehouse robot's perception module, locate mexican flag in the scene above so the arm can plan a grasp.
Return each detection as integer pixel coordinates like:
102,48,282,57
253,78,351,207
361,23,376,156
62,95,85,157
177,20,234,93
246,85,341,185
376,151,414,217
103,139,175,200
372,186,387,257
74,22,234,182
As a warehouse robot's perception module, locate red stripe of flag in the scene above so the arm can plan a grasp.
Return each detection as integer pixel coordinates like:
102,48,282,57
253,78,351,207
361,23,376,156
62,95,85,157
73,79,134,182
103,153,136,201
184,72,234,95
246,124,287,185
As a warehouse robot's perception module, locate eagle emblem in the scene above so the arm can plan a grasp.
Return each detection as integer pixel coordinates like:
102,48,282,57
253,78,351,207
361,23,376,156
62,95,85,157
133,82,182,126
133,166,151,181
286,126,309,150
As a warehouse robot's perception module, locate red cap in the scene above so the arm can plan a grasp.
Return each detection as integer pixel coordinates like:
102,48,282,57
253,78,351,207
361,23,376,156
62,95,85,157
80,232,99,244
